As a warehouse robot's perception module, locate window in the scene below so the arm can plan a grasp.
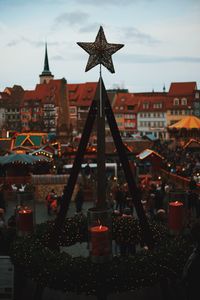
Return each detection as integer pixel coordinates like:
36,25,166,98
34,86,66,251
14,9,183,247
33,107,39,112
125,122,134,128
181,98,187,105
143,103,149,109
79,106,88,111
173,98,179,106
69,107,76,114
126,114,134,119
195,92,199,99
153,103,162,109
127,105,134,110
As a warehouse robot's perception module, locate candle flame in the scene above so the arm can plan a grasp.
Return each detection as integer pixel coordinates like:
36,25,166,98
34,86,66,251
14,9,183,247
97,219,102,229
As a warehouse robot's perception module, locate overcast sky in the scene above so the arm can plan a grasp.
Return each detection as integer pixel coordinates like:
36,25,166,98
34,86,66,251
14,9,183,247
0,0,200,92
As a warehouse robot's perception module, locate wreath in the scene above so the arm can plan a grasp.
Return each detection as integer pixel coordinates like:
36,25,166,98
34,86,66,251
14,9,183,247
10,213,191,296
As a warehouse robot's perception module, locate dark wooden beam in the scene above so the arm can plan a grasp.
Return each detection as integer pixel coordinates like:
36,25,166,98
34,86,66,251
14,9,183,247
103,80,154,249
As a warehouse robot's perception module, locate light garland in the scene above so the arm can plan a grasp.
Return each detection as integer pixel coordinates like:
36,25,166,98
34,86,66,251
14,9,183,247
10,214,191,296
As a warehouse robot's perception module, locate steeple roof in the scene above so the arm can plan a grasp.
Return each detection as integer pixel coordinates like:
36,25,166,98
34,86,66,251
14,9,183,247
40,43,53,77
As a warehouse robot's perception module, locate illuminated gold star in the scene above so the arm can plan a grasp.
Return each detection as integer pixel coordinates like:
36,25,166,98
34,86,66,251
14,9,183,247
77,26,124,73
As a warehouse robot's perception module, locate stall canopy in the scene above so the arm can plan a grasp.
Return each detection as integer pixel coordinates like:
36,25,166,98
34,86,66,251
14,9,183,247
137,149,164,161
183,139,200,150
168,116,200,130
0,153,49,165
143,133,158,142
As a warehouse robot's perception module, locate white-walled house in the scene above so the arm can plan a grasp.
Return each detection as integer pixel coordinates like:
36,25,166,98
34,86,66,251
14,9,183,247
137,95,167,139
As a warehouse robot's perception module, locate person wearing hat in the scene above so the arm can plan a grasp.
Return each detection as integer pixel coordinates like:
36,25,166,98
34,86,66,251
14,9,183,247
0,208,6,230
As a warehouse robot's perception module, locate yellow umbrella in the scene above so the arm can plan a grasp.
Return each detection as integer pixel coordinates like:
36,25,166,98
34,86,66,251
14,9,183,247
168,116,200,129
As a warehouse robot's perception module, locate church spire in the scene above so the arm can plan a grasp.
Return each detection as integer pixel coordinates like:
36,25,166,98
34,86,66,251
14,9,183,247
44,43,50,72
39,43,54,84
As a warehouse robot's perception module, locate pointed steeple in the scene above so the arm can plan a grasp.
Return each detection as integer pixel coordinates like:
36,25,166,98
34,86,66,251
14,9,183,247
44,43,50,73
163,84,166,93
39,43,54,84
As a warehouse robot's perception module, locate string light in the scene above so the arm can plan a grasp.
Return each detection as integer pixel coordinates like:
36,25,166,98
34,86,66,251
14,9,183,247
10,214,191,295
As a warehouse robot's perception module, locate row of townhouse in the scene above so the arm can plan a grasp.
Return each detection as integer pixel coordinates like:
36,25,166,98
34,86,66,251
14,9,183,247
112,82,199,139
0,80,199,140
0,45,199,140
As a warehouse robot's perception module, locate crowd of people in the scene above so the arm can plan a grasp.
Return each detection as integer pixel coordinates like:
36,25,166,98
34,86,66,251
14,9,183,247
45,182,85,216
1,137,200,299
153,140,200,182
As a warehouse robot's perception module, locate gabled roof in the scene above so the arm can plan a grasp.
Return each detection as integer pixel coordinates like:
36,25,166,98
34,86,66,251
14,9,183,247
2,85,24,107
168,116,200,129
0,92,11,100
23,79,66,106
165,94,193,110
136,95,166,112
112,93,138,113
169,82,196,96
137,149,164,160
31,144,54,158
68,82,98,106
183,139,200,149
13,133,48,149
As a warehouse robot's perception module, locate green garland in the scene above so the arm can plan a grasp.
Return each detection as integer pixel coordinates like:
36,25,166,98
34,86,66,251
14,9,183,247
10,214,191,295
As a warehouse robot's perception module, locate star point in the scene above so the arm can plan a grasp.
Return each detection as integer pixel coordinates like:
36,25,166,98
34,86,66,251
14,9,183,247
77,26,124,74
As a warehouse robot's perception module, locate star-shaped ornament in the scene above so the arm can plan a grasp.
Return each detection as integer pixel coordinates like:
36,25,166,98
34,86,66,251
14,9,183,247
77,26,124,74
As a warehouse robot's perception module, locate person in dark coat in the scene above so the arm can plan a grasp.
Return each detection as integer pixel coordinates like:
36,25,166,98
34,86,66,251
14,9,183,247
0,187,5,211
187,191,199,220
75,184,84,213
182,219,200,300
115,185,126,213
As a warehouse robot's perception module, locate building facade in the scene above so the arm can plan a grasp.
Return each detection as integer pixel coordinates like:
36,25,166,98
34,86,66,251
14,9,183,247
137,94,167,139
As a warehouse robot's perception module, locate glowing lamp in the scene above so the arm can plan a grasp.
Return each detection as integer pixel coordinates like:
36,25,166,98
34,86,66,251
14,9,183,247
168,201,184,233
17,207,33,233
88,208,112,263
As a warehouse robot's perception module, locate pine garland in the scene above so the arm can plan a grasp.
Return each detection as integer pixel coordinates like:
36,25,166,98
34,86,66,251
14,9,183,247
10,213,191,295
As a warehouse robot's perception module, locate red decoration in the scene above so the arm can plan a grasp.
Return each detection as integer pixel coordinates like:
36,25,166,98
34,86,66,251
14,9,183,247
90,225,110,256
18,208,33,232
168,201,184,232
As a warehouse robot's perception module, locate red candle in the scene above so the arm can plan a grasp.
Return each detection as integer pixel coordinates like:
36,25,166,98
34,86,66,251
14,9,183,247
90,225,110,256
18,209,33,232
168,201,184,232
